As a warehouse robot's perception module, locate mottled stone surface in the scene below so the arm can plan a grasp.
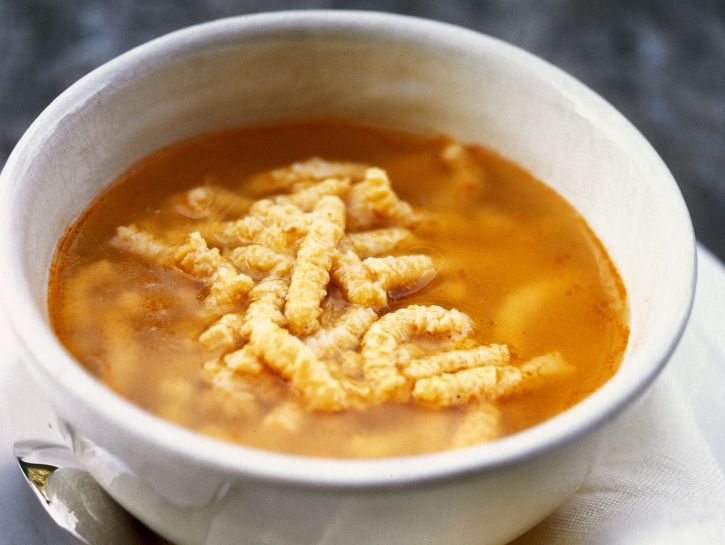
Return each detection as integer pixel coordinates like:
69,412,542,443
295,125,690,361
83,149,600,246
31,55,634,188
2,0,723,258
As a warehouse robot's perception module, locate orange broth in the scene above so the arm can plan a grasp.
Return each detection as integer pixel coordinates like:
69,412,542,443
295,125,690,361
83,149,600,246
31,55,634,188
48,120,628,458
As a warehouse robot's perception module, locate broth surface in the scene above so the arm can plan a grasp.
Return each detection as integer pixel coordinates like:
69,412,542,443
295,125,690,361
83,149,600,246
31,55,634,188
49,120,628,458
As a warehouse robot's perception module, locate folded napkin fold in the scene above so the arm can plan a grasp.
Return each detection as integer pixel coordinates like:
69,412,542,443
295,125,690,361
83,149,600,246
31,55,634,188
512,245,725,545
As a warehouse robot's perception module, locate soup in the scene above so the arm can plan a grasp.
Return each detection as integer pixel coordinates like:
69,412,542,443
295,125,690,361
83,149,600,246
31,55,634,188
48,120,628,458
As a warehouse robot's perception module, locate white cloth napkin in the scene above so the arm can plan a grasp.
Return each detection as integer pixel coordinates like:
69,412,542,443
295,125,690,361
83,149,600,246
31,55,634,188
512,245,725,545
1,245,724,544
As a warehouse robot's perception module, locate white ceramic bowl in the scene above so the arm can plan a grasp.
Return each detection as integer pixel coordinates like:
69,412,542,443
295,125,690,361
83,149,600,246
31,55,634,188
0,11,695,545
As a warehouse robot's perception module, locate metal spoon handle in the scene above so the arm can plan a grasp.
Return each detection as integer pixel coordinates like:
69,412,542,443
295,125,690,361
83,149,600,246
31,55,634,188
14,440,148,545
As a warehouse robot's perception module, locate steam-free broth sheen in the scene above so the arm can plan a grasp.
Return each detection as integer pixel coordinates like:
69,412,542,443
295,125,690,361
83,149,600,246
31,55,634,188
49,121,628,458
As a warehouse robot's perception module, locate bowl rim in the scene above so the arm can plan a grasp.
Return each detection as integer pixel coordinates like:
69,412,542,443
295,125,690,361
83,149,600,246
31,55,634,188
0,10,697,489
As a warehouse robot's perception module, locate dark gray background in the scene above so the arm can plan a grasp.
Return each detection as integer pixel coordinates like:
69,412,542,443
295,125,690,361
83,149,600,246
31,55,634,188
2,0,723,259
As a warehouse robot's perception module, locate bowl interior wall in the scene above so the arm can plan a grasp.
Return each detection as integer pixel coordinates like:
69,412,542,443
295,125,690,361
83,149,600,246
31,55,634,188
10,20,691,394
